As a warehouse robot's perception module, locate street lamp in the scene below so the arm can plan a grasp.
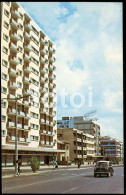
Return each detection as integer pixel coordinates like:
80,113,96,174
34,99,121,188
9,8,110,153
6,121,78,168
1,94,33,175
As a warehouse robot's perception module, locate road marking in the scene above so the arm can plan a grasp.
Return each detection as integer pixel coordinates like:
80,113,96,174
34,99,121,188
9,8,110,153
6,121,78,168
3,174,84,191
62,187,79,193
61,173,69,175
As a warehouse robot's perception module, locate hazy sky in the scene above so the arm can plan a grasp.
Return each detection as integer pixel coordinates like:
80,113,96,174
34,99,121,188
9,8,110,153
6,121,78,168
19,2,123,141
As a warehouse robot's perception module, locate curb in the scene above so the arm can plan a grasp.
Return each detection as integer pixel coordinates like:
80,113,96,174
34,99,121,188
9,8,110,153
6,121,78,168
2,166,94,179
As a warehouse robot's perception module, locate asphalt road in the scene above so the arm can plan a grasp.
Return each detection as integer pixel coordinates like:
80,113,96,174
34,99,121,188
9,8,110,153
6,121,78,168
2,166,124,194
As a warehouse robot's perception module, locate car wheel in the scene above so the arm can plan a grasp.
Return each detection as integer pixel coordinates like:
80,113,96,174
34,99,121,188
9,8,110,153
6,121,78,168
107,172,111,177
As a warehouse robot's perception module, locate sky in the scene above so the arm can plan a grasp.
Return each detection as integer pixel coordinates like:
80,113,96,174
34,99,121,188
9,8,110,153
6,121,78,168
19,2,123,142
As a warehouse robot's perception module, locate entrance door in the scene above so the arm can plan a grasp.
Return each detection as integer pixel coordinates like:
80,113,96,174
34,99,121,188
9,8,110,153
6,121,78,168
44,156,49,165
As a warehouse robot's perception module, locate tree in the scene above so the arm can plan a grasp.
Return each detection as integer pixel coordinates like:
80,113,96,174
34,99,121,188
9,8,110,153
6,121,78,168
30,156,40,173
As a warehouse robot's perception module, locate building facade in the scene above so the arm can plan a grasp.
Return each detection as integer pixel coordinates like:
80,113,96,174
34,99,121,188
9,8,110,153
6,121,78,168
100,136,123,161
57,140,70,163
57,128,95,163
1,2,65,166
57,116,101,157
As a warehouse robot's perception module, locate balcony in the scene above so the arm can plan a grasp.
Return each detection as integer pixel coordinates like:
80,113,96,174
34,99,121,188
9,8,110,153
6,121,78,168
83,140,94,144
41,141,45,145
8,108,16,115
8,94,15,100
87,153,95,157
50,122,53,126
23,76,30,84
43,130,46,134
18,111,25,117
48,131,51,135
24,125,28,130
77,146,82,150
25,113,30,118
19,137,25,142
77,138,81,142
40,57,45,64
8,121,15,127
40,108,47,113
40,48,46,55
26,138,31,143
23,89,31,95
40,119,45,124
40,68,48,74
40,77,45,83
40,38,45,45
11,9,20,19
17,123,22,129
46,120,49,125
10,56,19,65
46,141,49,145
49,83,53,89
49,75,56,81
52,132,55,136
41,87,47,94
24,31,30,41
23,100,30,107
24,44,32,52
105,149,116,151
9,42,17,53
8,81,18,89
10,31,20,41
24,66,31,73
52,111,56,117
86,147,95,151
10,18,18,30
49,57,55,63
49,92,55,99
24,53,30,62
24,22,32,31
77,155,82,158
50,142,53,146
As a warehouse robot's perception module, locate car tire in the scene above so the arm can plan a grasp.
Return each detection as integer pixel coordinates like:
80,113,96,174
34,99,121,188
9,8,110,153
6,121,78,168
107,172,111,177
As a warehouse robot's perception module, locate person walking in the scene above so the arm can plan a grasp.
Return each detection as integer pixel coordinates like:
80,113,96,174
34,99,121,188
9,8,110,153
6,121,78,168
18,159,21,175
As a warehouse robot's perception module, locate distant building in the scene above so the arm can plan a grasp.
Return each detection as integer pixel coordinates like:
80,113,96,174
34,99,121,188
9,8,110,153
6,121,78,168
57,128,95,163
57,140,70,162
57,116,101,157
100,136,123,161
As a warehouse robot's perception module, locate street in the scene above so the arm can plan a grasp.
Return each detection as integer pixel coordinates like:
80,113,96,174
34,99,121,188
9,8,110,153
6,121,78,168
2,166,124,194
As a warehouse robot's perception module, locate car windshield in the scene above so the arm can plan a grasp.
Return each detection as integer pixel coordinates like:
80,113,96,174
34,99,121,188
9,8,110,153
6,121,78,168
96,162,109,167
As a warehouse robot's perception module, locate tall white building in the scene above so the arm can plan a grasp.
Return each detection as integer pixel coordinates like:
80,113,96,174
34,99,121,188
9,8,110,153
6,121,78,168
1,2,64,166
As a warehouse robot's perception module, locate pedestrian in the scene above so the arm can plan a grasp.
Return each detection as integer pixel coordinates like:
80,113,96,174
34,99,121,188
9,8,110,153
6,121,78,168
18,159,21,175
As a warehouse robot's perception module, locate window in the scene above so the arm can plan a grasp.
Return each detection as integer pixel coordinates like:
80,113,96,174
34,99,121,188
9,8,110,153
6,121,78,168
2,73,7,80
1,87,7,94
3,46,8,54
31,78,39,86
18,46,23,53
31,25,39,36
5,2,10,6
18,34,23,41
30,112,39,119
1,115,6,122
18,82,22,88
31,101,39,108
3,33,9,41
4,9,9,17
31,46,39,56
30,123,39,130
18,23,23,30
18,57,23,64
19,12,23,19
2,130,6,136
18,69,22,76
4,21,9,29
31,35,39,46
31,135,38,141
2,101,6,108
31,56,39,65
2,59,8,67
31,66,39,76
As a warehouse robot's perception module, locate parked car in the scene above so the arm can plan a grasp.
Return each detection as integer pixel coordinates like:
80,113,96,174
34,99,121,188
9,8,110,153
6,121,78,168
94,160,114,177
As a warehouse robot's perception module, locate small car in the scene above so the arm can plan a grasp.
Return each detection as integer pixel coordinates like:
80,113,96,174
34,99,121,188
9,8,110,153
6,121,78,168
94,160,114,177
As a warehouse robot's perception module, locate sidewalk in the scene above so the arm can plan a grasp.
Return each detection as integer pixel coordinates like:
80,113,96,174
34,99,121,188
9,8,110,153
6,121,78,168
2,164,95,179
2,163,123,179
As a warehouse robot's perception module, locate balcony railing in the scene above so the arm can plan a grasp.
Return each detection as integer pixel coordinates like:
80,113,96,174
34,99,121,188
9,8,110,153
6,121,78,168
41,119,45,123
8,121,15,127
19,137,25,142
17,124,22,129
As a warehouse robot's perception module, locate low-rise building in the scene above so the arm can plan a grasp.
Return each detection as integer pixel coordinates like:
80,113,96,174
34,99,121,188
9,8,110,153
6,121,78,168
57,140,70,163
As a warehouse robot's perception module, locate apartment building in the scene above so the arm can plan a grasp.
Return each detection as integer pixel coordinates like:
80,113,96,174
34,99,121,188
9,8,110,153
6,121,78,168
1,2,65,166
100,136,123,161
57,116,101,157
57,128,95,163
